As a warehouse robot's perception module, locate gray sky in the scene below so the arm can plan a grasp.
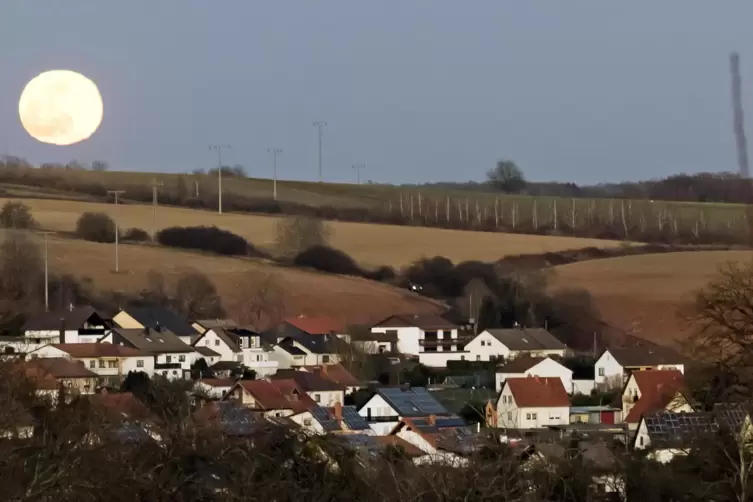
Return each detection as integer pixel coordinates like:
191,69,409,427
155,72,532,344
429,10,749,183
1,1,752,185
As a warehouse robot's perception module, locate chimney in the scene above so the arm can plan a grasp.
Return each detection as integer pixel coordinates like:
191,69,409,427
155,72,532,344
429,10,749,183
155,322,162,333
428,414,436,426
320,365,328,374
334,401,343,421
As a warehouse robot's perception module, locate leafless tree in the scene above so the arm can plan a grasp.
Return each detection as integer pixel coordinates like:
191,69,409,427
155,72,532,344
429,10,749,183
276,215,331,258
228,270,286,329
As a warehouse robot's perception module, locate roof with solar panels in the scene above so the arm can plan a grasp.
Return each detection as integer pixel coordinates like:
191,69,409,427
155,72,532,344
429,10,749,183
389,415,481,456
374,386,452,417
306,405,372,433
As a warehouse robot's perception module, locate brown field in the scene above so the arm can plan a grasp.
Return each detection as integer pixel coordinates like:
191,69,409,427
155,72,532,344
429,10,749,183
21,233,444,327
548,250,753,345
8,197,631,268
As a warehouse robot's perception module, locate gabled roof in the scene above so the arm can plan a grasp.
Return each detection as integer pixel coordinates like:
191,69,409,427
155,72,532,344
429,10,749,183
289,334,336,355
505,377,570,408
276,339,307,356
392,416,480,455
285,316,345,335
639,410,718,449
301,364,360,388
51,343,149,358
195,346,221,357
604,346,684,367
270,370,344,392
496,356,548,373
197,378,236,388
193,319,239,333
232,379,318,413
374,387,451,417
26,357,98,379
307,405,371,432
89,392,155,423
483,328,567,352
624,370,687,423
112,327,195,354
22,306,105,332
200,328,241,353
118,307,198,337
375,435,426,458
373,313,458,330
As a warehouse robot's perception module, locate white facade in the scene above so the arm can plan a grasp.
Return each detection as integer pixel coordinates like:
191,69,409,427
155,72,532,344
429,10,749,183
572,379,595,395
30,344,155,379
496,384,569,429
418,351,466,368
370,326,461,359
352,340,395,355
272,340,338,368
154,352,192,380
595,349,686,389
358,393,400,436
290,410,326,435
495,358,573,394
465,331,514,361
308,389,344,407
194,380,234,399
195,329,237,361
395,429,468,467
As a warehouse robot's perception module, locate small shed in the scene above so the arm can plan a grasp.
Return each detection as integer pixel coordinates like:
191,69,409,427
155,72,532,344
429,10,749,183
569,405,621,425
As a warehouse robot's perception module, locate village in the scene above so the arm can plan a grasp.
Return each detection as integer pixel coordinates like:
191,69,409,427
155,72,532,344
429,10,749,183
0,301,743,499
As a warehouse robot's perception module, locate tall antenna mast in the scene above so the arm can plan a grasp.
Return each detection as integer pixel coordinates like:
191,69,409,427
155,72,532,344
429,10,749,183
731,52,749,178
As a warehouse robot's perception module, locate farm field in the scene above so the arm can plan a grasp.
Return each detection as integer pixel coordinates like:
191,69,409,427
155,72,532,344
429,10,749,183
548,250,753,345
10,198,631,268
16,233,444,328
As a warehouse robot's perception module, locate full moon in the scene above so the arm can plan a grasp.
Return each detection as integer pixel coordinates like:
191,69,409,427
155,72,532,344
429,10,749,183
18,70,104,146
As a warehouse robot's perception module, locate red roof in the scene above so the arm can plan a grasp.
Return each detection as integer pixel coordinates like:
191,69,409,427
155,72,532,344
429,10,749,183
624,370,687,423
236,379,316,413
285,316,345,335
301,364,360,388
52,343,149,358
505,377,570,408
198,378,236,388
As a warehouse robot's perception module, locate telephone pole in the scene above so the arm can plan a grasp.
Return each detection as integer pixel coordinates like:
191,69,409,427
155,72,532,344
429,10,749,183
39,231,53,312
107,190,125,273
313,121,327,182
352,163,366,184
150,177,164,238
267,148,282,200
209,144,231,214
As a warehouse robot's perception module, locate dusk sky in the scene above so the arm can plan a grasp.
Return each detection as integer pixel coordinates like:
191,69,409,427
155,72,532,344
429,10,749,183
2,1,752,185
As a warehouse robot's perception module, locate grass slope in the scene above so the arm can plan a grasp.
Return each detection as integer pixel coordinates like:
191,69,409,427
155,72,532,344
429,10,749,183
548,250,753,344
12,198,628,268
31,233,444,326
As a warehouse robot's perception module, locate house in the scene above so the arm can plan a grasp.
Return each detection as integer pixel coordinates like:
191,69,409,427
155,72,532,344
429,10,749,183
358,386,452,435
594,347,685,390
298,364,361,394
89,391,162,443
496,377,570,429
101,327,196,380
194,346,221,367
349,330,398,354
193,400,264,437
370,313,470,367
389,415,480,467
192,318,239,334
23,357,99,395
291,402,373,435
194,378,236,399
269,370,345,407
569,406,621,425
495,356,573,394
270,334,340,368
192,327,278,376
208,361,246,379
30,343,154,383
225,379,317,418
112,306,200,345
21,306,109,349
621,370,691,430
467,328,568,361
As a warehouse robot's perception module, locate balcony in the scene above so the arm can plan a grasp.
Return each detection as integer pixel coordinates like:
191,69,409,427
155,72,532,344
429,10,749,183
79,328,106,335
419,336,471,347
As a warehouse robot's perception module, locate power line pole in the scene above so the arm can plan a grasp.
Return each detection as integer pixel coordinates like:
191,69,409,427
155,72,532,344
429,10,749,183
39,231,53,312
107,190,125,273
209,144,231,214
352,163,366,184
267,148,282,200
313,121,327,182
150,177,164,238
731,52,749,178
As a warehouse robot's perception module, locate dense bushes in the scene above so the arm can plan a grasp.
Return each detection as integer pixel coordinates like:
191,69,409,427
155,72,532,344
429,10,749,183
122,227,150,242
76,212,116,243
293,245,362,276
156,225,263,257
0,201,37,229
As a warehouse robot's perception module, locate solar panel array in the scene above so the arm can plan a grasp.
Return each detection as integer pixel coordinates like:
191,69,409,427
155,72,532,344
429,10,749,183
435,416,467,428
341,407,370,431
714,403,749,431
342,434,383,458
643,411,718,446
114,422,150,444
218,402,259,436
312,407,341,432
380,387,449,416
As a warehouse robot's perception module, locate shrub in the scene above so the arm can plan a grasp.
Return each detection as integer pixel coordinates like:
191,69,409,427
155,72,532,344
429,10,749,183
122,227,150,242
293,245,363,276
0,201,37,229
156,225,260,256
365,266,396,282
276,215,330,258
75,212,116,243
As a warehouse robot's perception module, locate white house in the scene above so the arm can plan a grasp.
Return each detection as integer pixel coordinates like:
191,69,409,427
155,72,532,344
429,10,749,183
496,377,570,429
192,327,278,377
271,371,345,407
370,314,469,367
495,356,573,394
194,378,236,399
21,306,109,350
469,328,568,362
269,335,340,368
389,416,477,467
112,307,200,345
101,327,196,380
358,386,452,436
30,343,154,382
290,403,374,436
594,347,685,390
621,369,692,429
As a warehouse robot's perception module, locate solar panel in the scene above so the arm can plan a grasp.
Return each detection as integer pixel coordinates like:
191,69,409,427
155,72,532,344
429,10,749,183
312,407,340,431
341,407,370,431
379,387,449,416
343,434,383,458
435,417,467,428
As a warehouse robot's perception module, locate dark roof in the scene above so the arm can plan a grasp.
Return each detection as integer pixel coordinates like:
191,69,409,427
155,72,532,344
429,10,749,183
206,328,241,353
277,340,306,356
210,361,245,371
290,334,336,355
195,346,221,357
193,319,239,332
497,356,548,373
713,402,751,432
119,307,198,337
194,401,261,436
270,371,344,392
22,306,104,332
374,313,458,330
51,343,149,358
26,357,98,379
606,346,685,367
375,387,451,417
623,370,686,423
396,416,479,455
301,364,360,387
641,410,718,449
309,405,370,432
112,328,195,354
484,328,567,351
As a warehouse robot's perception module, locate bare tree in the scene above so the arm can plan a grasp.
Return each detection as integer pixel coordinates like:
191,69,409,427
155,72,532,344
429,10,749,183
0,231,43,328
276,215,330,258
228,270,285,328
173,269,222,318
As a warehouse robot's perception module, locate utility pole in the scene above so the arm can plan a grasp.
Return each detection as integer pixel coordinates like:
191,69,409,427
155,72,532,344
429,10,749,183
267,148,282,200
150,177,164,238
731,52,749,178
209,144,231,214
313,121,327,182
107,190,125,273
39,231,53,312
352,163,366,185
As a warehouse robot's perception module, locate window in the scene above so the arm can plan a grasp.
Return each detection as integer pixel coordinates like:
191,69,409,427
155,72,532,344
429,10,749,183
598,367,605,376
166,355,172,363
236,354,244,362
526,413,531,420
476,355,481,361
314,394,321,402
256,354,262,362
108,361,117,368
531,413,537,420
172,370,177,376
89,360,95,369
205,340,209,346
214,340,220,346
639,436,644,447
501,396,506,404
98,360,105,368
460,355,465,361
322,355,330,363
178,355,185,362
507,412,512,420
303,419,312,426
136,360,144,368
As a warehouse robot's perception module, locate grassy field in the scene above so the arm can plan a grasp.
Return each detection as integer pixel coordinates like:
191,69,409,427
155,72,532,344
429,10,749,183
0,164,747,242
11,198,630,268
548,250,753,345
17,232,444,327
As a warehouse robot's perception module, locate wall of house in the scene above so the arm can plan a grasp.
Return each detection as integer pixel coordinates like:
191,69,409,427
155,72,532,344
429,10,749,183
290,411,326,435
195,382,232,399
368,421,398,436
196,330,236,361
418,351,466,367
371,326,422,356
509,348,568,359
465,332,511,361
496,388,568,428
572,379,595,395
30,345,69,358
353,340,394,355
496,387,518,428
308,390,344,407
396,429,437,455
121,356,154,376
621,375,642,419
24,330,76,344
495,372,525,392
595,351,624,387
238,349,278,376
495,360,574,394
359,394,396,420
